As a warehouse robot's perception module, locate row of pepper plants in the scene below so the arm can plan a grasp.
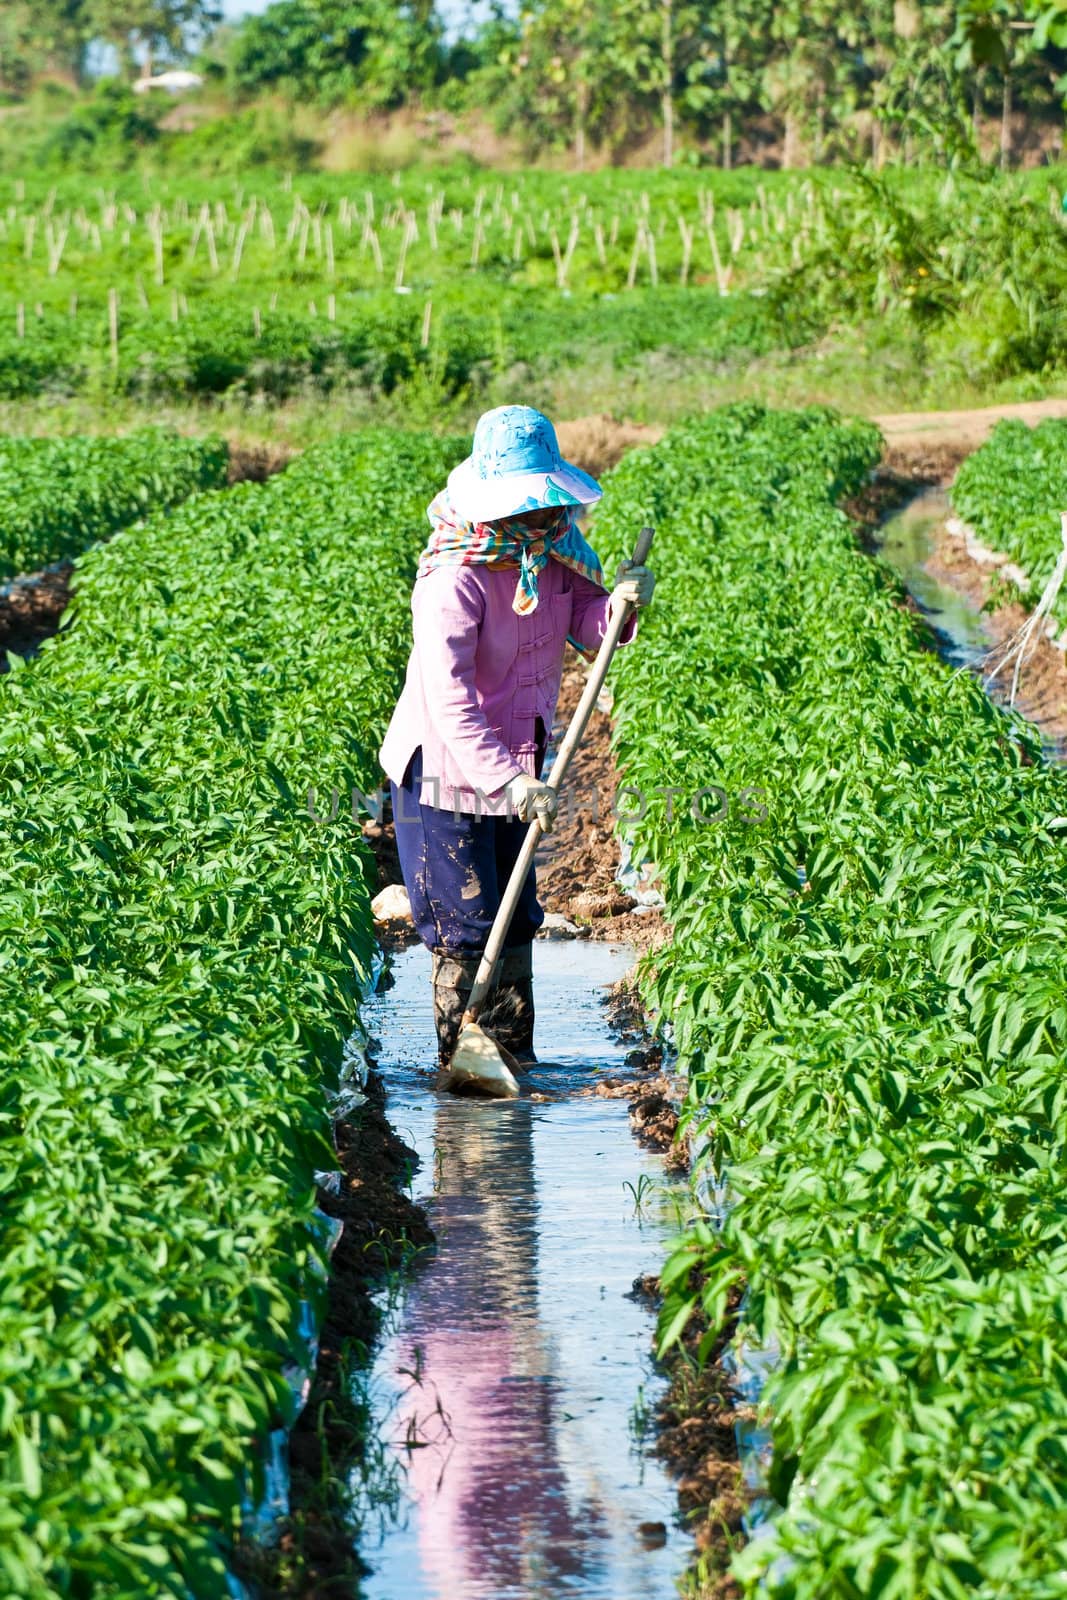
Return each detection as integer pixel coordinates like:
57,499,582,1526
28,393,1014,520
0,426,227,581
597,404,1067,1599
0,427,456,1597
0,288,791,406
953,417,1067,632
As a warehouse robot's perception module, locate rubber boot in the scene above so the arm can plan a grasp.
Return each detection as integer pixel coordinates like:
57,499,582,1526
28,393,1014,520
481,944,536,1065
431,946,537,1070
431,949,481,1071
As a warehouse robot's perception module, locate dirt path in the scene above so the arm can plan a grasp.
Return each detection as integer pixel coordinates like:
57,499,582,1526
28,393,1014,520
560,399,1067,486
875,396,1067,472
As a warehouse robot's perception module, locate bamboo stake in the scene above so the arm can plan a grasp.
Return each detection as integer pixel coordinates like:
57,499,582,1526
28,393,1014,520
231,221,248,278
986,513,1067,705
646,223,658,287
46,221,68,276
395,213,415,289
625,226,642,290
550,227,564,286
677,215,693,286
560,214,579,285
706,222,732,295
420,298,432,347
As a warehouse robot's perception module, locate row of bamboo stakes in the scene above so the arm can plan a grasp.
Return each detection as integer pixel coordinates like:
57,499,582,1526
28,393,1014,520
0,178,831,301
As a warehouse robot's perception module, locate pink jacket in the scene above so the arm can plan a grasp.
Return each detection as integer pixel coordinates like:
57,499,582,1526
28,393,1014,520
380,559,635,814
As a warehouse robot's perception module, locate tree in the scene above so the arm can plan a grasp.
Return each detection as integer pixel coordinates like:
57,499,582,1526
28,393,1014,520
229,0,440,105
85,0,220,77
1,0,94,89
609,0,715,165
955,0,1067,164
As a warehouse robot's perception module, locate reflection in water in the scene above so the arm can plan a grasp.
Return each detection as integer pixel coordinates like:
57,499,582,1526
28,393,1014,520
358,942,685,1600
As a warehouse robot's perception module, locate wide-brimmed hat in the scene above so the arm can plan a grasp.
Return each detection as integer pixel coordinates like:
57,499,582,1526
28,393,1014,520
446,405,602,524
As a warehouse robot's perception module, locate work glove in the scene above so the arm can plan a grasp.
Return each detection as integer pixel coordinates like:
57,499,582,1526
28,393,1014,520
506,774,558,833
612,560,656,609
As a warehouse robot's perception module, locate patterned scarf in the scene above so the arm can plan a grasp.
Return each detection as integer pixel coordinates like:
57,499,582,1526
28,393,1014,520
418,492,604,614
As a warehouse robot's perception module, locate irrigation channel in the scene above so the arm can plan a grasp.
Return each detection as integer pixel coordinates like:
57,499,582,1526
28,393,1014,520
877,487,994,669
349,937,690,1600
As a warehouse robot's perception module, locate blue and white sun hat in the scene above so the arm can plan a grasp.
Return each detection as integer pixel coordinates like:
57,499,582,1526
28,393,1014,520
446,405,603,525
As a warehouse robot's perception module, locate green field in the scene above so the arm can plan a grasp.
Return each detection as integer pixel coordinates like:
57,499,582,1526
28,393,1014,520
600,405,1067,1598
2,163,1067,440
0,428,454,1595
5,51,1067,1591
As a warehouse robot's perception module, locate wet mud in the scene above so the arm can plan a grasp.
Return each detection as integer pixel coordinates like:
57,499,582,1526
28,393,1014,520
0,564,72,664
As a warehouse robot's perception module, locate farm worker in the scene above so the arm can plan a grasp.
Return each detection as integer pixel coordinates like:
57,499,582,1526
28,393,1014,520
379,404,655,1067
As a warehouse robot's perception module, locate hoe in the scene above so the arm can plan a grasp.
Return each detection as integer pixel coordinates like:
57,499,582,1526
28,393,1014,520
440,525,655,1099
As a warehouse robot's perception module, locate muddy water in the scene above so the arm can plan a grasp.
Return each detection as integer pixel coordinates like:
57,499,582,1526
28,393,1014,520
356,940,687,1600
877,487,994,669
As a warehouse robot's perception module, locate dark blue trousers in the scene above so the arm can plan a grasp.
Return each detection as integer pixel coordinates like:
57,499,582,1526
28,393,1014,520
390,748,544,954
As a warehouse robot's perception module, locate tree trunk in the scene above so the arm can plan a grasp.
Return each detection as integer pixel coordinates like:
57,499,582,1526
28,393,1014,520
574,78,588,171
783,111,799,169
661,0,674,169
1000,63,1012,170
120,33,138,81
971,67,982,155
722,107,732,170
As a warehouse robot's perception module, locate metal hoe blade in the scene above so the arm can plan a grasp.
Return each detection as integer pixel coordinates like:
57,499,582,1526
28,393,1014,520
439,1021,521,1100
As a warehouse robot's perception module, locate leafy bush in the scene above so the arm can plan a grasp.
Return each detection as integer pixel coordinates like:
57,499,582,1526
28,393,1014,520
38,82,162,168
953,417,1067,626
763,171,1067,381
0,427,458,1595
0,427,228,579
596,404,1067,1598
